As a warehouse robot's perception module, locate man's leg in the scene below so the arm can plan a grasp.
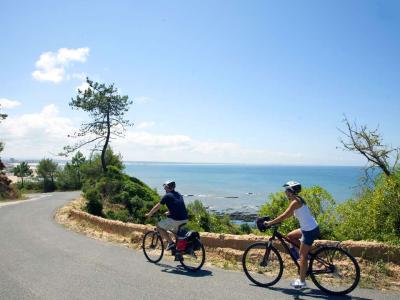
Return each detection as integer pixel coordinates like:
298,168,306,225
156,225,173,244
156,219,175,244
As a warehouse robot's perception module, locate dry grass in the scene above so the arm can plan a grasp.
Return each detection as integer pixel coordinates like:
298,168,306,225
55,198,400,291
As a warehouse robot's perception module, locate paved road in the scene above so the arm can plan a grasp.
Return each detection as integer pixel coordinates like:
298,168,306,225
0,192,399,300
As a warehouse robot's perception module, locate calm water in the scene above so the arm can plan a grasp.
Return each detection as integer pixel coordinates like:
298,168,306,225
124,162,364,213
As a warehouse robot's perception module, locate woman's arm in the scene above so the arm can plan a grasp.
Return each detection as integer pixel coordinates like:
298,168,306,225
266,200,300,226
145,202,161,218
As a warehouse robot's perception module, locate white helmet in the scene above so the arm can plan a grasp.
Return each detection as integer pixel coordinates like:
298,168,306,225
163,180,176,189
283,181,301,194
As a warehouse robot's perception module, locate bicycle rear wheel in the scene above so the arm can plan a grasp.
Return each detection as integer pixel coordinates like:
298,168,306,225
242,242,283,287
178,241,206,272
310,246,360,295
142,231,164,263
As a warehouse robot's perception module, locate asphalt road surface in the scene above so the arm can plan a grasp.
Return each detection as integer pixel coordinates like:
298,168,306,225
0,192,399,299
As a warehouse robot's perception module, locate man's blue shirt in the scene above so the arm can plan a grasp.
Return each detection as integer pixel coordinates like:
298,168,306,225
160,191,188,221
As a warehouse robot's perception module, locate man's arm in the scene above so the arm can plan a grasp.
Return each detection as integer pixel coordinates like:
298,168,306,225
146,202,161,218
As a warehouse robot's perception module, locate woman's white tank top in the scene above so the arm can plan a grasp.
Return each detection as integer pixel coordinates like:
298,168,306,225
293,199,318,231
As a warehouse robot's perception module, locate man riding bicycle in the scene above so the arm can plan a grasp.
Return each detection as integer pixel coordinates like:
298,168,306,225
265,181,320,290
145,180,189,251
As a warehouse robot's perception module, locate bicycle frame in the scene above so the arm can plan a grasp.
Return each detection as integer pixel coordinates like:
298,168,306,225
265,225,329,275
265,226,301,270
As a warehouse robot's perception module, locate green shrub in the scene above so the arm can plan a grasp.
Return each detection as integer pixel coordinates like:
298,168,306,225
334,170,400,244
187,200,211,232
80,149,160,223
240,223,252,234
43,180,56,192
56,161,84,191
16,180,42,192
105,207,130,222
85,188,103,216
187,200,243,234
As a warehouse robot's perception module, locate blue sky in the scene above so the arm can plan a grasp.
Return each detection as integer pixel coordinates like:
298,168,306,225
0,0,399,165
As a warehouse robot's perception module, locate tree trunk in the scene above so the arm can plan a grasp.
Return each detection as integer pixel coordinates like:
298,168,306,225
101,103,111,173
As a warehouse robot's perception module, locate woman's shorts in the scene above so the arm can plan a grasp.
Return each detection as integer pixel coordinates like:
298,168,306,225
157,218,188,233
300,226,320,246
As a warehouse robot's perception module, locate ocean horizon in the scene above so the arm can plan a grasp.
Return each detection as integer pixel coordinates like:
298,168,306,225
123,162,365,214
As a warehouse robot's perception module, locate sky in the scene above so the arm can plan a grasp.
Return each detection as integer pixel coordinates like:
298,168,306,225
0,0,399,165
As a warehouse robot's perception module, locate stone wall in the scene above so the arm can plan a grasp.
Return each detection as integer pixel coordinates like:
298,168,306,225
68,208,400,264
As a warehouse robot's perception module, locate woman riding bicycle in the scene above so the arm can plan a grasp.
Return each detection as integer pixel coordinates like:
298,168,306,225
265,181,320,290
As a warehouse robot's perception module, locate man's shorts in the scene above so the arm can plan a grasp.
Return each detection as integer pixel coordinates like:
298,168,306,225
300,226,320,246
157,218,188,233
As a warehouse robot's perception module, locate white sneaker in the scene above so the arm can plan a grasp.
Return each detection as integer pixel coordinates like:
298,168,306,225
290,279,307,289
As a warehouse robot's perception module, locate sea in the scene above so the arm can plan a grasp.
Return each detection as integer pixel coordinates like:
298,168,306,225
124,162,364,216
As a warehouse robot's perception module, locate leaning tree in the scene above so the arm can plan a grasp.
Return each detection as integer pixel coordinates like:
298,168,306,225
338,116,399,177
61,78,133,172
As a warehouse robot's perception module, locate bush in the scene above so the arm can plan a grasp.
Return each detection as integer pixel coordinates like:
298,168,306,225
85,188,103,216
187,200,211,232
105,206,130,222
240,223,252,234
81,149,160,223
334,170,400,244
16,180,42,192
43,180,56,193
187,200,245,234
57,162,83,191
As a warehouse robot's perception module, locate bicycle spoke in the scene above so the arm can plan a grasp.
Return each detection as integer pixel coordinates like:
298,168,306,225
142,231,164,263
310,247,360,295
179,242,205,271
242,243,283,287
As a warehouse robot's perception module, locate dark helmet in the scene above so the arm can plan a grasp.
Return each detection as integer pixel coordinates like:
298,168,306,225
163,180,176,189
283,181,301,195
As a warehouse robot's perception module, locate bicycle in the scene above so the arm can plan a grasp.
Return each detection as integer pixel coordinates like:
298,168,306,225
142,220,206,272
242,216,360,295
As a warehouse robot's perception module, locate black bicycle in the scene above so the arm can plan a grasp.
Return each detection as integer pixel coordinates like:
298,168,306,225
242,216,360,295
142,221,206,272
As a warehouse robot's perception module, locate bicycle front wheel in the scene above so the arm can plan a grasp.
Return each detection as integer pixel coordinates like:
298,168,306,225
242,242,283,287
178,241,206,272
142,231,164,263
310,246,360,295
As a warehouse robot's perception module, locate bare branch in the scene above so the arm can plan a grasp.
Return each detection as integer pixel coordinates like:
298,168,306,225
338,115,396,176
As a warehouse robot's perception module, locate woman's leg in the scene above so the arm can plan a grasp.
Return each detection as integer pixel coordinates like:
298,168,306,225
287,228,302,247
299,242,311,282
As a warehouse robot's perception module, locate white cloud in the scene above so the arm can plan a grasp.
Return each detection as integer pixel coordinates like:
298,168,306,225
0,104,74,158
32,47,90,83
114,131,303,164
0,98,21,109
137,121,155,129
0,104,305,164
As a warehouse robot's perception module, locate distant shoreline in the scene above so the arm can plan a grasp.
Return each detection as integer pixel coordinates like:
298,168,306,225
3,159,363,168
